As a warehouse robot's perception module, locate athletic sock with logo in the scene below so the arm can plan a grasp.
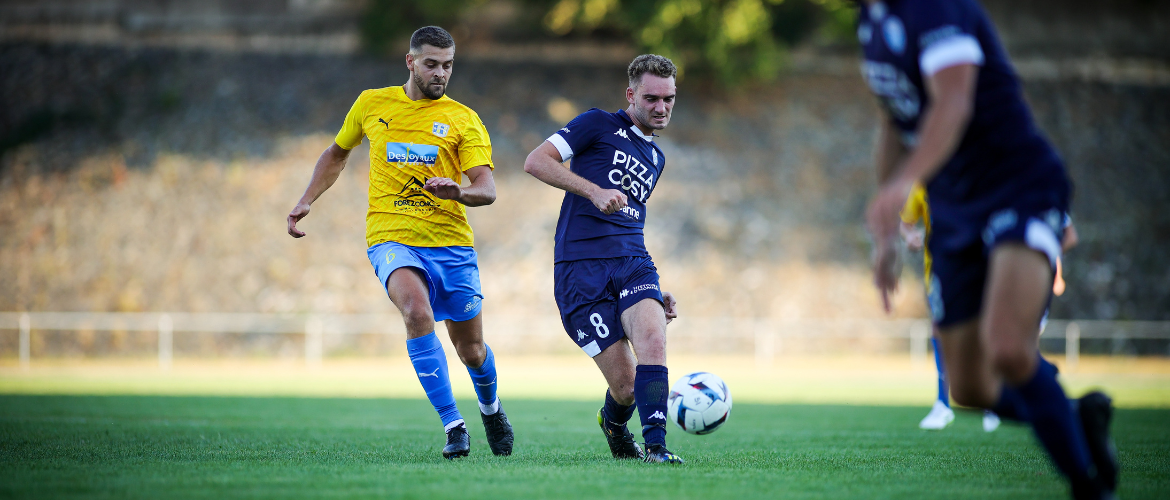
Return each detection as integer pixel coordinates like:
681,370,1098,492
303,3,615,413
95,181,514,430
466,344,499,415
603,389,636,425
406,332,463,430
931,337,950,408
634,364,669,446
1015,354,1092,481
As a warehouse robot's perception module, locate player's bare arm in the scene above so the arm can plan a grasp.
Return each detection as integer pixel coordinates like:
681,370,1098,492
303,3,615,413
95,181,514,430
424,165,496,206
868,63,978,310
288,142,352,238
523,141,628,214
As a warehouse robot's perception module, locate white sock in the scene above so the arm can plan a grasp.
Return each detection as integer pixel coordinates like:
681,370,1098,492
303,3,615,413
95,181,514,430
443,418,465,433
479,398,500,415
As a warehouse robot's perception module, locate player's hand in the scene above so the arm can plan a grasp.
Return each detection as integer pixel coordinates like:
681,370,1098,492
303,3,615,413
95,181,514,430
867,179,911,313
288,203,311,238
661,291,678,324
424,177,462,201
902,226,925,252
871,239,903,314
588,186,627,215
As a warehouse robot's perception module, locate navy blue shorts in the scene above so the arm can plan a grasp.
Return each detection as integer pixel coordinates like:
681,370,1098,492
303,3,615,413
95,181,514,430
553,256,664,357
927,189,1068,328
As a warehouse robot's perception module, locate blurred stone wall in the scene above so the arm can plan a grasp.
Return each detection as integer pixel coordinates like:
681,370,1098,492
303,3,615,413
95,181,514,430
1,0,1168,329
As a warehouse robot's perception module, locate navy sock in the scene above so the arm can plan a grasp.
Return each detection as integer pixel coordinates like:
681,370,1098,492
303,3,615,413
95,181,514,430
406,332,463,430
466,344,499,414
993,385,1031,422
931,336,950,408
603,389,636,425
634,365,669,446
1015,355,1092,481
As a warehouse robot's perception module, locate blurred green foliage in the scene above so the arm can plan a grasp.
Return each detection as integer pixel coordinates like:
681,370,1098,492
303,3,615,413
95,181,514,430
360,0,857,81
530,0,856,80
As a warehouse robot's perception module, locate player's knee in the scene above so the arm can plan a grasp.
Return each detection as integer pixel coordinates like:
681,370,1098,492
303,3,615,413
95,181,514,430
399,303,435,334
992,347,1035,384
950,382,995,409
455,341,486,368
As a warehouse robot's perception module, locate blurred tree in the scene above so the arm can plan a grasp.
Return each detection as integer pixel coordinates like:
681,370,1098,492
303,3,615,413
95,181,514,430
359,0,856,81
360,0,482,54
527,0,857,80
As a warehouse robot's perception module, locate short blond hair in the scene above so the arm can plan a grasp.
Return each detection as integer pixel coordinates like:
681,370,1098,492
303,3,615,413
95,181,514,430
628,54,677,88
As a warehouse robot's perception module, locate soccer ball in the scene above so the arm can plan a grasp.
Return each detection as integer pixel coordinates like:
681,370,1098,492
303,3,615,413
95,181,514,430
667,372,732,435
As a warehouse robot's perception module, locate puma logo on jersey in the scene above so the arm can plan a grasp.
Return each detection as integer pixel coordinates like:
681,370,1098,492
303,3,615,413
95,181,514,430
379,118,392,129
417,368,440,378
649,410,666,421
614,128,628,139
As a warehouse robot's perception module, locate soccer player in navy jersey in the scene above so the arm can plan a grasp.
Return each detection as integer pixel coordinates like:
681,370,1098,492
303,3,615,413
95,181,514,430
523,54,684,464
857,1,1117,497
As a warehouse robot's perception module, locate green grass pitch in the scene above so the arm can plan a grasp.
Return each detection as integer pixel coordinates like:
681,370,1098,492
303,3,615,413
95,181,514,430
2,395,1167,499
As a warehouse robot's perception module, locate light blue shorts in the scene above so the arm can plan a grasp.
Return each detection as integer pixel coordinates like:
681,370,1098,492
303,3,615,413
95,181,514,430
367,241,483,322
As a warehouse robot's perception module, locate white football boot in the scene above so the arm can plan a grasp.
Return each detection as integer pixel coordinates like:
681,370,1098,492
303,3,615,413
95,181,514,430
982,410,1002,432
918,400,956,430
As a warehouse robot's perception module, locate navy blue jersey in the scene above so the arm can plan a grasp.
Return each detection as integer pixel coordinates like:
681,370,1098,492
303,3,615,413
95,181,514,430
546,108,666,263
857,0,1070,207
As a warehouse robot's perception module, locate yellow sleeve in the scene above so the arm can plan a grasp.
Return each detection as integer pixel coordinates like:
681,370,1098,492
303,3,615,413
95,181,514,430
458,111,494,171
334,92,366,150
900,184,926,224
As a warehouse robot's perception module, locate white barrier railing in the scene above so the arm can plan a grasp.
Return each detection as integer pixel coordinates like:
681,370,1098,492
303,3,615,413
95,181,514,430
1,312,1168,370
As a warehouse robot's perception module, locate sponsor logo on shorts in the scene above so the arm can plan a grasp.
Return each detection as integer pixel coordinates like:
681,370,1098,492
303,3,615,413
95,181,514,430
983,209,1018,246
464,296,481,313
619,283,659,298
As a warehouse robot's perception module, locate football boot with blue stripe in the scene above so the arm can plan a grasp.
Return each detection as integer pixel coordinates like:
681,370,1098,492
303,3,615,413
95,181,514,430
643,443,684,464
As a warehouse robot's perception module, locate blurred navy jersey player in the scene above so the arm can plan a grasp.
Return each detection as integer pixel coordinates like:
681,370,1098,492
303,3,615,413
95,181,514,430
858,1,1117,498
524,54,684,464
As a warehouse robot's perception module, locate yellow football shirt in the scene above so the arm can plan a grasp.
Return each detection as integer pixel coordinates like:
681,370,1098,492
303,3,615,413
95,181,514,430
335,86,494,248
900,183,932,289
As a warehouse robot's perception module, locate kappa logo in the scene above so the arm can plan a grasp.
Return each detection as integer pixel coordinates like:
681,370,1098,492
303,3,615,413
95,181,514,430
560,127,570,133
614,128,628,140
417,367,440,378
649,410,666,421
576,329,587,341
432,122,450,137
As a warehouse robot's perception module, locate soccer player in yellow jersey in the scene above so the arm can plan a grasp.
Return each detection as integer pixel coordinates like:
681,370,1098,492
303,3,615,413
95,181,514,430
286,26,512,460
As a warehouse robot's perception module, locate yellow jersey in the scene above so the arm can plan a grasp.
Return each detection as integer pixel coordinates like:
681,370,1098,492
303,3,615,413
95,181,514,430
900,183,932,289
335,86,494,248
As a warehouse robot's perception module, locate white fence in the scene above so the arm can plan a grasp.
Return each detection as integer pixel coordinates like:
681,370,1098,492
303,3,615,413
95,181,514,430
2,312,1168,370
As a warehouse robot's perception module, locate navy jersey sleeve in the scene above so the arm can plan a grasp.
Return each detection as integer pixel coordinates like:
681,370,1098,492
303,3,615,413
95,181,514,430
546,108,607,162
906,0,984,77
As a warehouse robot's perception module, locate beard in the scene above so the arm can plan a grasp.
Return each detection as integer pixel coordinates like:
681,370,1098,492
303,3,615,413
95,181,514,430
633,104,670,130
413,71,446,100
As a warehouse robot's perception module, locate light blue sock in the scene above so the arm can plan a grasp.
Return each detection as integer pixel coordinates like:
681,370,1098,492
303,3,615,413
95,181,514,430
406,332,463,430
466,344,500,415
